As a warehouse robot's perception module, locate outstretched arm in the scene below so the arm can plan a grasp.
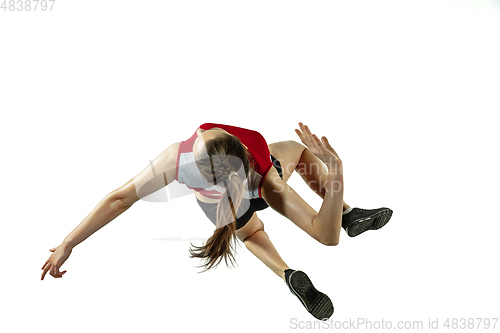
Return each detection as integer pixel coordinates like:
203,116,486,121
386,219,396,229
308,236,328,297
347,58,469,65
41,142,180,280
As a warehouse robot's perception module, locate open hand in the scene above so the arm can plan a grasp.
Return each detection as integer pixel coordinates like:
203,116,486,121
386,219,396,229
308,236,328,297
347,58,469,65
41,244,72,280
295,122,342,171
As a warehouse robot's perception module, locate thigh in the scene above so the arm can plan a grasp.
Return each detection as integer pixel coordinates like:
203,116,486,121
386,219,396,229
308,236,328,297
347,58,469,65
235,211,264,242
260,167,319,241
249,157,283,211
268,140,306,183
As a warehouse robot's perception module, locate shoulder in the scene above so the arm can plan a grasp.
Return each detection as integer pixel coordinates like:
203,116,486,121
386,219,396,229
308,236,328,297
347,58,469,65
165,142,181,169
171,142,181,157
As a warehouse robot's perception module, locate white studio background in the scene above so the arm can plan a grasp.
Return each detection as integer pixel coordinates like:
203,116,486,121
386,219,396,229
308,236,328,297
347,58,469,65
1,0,499,332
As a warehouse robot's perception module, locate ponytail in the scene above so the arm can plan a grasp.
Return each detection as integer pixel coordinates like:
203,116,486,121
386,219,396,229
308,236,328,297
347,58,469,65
190,133,251,272
189,174,245,272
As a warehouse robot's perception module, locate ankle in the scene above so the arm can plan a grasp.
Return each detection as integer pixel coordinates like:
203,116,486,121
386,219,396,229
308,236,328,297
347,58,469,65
343,207,353,215
283,268,295,283
281,268,290,281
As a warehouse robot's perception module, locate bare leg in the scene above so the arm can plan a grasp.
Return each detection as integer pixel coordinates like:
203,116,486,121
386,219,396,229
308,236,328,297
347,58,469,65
296,147,350,211
236,211,334,321
244,229,289,281
269,140,350,210
236,212,289,281
266,139,344,245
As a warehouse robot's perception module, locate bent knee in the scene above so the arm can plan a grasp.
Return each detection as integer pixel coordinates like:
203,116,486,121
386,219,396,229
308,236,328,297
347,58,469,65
284,140,306,151
269,140,306,156
319,236,339,246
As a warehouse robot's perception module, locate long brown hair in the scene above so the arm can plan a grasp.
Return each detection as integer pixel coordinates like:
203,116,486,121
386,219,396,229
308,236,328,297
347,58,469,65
189,132,252,272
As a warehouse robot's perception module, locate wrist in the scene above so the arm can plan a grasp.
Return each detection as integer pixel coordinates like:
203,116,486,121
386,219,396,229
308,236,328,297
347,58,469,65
327,163,343,176
62,238,76,250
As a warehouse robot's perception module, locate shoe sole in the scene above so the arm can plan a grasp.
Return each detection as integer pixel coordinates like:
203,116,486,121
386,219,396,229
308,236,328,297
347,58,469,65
288,270,334,320
346,208,393,237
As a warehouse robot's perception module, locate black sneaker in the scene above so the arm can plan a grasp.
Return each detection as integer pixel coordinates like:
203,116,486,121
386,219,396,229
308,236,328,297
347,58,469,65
342,207,393,237
284,269,334,320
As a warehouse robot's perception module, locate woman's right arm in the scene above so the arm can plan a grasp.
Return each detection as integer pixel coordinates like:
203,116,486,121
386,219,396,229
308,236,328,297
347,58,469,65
41,142,180,280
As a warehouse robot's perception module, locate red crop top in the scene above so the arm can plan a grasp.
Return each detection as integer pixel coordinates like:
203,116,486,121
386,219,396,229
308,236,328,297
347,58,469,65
174,123,273,199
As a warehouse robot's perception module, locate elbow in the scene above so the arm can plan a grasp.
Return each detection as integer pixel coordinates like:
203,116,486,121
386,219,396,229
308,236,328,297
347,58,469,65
116,197,133,209
109,192,136,209
110,183,139,208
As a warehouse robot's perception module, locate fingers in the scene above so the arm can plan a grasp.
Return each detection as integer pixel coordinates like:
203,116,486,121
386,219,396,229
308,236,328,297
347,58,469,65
41,262,63,280
50,264,60,278
296,123,311,142
41,259,49,270
300,123,313,141
41,246,68,280
295,124,307,146
321,136,340,159
41,251,53,278
41,265,49,280
294,128,304,142
41,265,66,280
296,123,322,149
321,136,332,150
54,267,64,278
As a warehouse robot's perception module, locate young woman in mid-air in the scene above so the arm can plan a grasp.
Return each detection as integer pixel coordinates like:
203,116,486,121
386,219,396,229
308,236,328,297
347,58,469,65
41,122,393,320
